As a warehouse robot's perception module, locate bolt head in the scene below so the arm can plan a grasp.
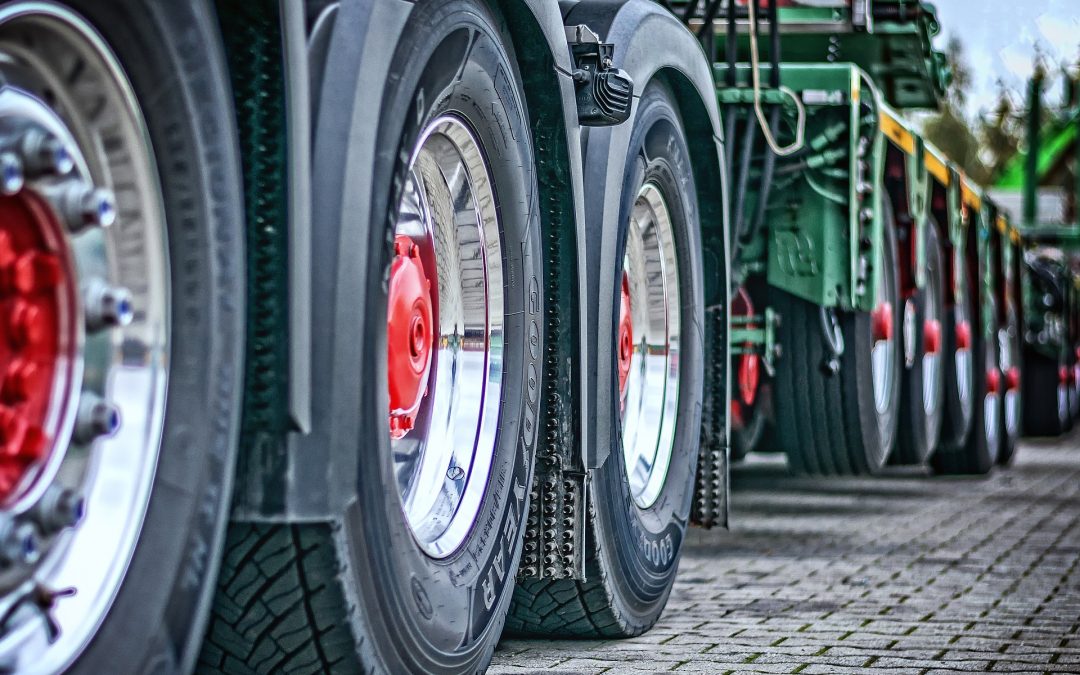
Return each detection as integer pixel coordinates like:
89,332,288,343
0,153,23,195
75,394,120,444
20,130,74,178
80,187,116,228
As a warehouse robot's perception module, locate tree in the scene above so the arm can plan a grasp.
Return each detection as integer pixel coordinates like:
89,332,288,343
978,82,1023,180
921,36,991,182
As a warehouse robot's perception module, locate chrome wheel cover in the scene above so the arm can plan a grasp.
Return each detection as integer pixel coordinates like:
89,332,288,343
0,4,169,670
620,183,680,510
389,115,503,559
983,339,1000,446
871,240,896,415
922,264,943,417
999,324,1019,438
954,248,974,414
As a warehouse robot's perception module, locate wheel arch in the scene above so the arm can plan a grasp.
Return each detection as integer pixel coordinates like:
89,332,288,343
562,0,729,529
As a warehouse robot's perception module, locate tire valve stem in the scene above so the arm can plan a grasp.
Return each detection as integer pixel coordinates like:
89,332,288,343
74,394,121,445
1,584,77,644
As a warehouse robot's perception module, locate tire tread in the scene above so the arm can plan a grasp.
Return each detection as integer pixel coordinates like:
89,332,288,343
197,524,361,675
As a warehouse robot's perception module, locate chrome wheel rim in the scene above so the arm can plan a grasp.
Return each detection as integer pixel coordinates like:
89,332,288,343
983,294,999,447
620,183,680,510
922,265,943,416
870,241,896,415
389,115,503,559
983,339,999,445
0,4,169,670
953,248,974,415
998,324,1019,438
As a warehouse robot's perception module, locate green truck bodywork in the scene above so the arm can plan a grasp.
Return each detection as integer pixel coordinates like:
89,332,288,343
699,0,1020,368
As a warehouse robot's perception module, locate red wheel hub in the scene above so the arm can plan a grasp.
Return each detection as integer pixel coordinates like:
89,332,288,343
730,400,745,430
617,271,633,401
955,319,971,351
871,302,893,342
0,195,74,500
1005,366,1020,392
986,368,1001,395
923,318,942,355
732,288,760,408
387,234,434,440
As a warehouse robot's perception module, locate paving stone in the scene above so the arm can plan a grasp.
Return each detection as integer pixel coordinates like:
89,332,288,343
490,435,1080,674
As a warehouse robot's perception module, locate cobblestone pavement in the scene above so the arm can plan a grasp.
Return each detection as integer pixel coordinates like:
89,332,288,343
491,433,1080,674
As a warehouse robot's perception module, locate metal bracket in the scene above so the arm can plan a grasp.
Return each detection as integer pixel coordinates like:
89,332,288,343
565,24,633,127
731,306,780,376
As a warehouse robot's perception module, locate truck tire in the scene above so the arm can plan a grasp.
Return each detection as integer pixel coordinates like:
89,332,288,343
1069,347,1080,423
508,81,704,638
932,290,1000,474
732,403,767,461
895,223,945,464
772,202,902,475
997,303,1021,465
200,0,543,671
938,243,976,451
1022,348,1069,436
0,3,245,673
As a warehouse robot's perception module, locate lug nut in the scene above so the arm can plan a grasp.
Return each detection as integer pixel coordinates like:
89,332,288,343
30,485,85,534
11,128,74,178
0,518,39,566
83,279,134,332
0,152,23,195
74,394,120,445
42,180,115,233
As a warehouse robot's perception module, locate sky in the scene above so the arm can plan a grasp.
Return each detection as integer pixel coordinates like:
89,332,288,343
929,0,1080,119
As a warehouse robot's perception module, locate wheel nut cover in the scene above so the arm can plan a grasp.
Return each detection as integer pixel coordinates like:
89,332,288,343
871,302,894,342
0,195,73,499
617,271,633,401
923,319,942,355
1005,366,1020,392
387,234,434,439
955,320,972,351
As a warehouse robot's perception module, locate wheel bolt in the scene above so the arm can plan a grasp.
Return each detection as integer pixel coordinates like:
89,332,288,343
0,152,23,195
30,485,85,534
83,279,134,332
42,180,115,233
74,394,120,445
0,518,39,566
9,128,74,178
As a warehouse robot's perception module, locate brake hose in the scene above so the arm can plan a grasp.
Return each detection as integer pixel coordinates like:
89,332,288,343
747,0,807,156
